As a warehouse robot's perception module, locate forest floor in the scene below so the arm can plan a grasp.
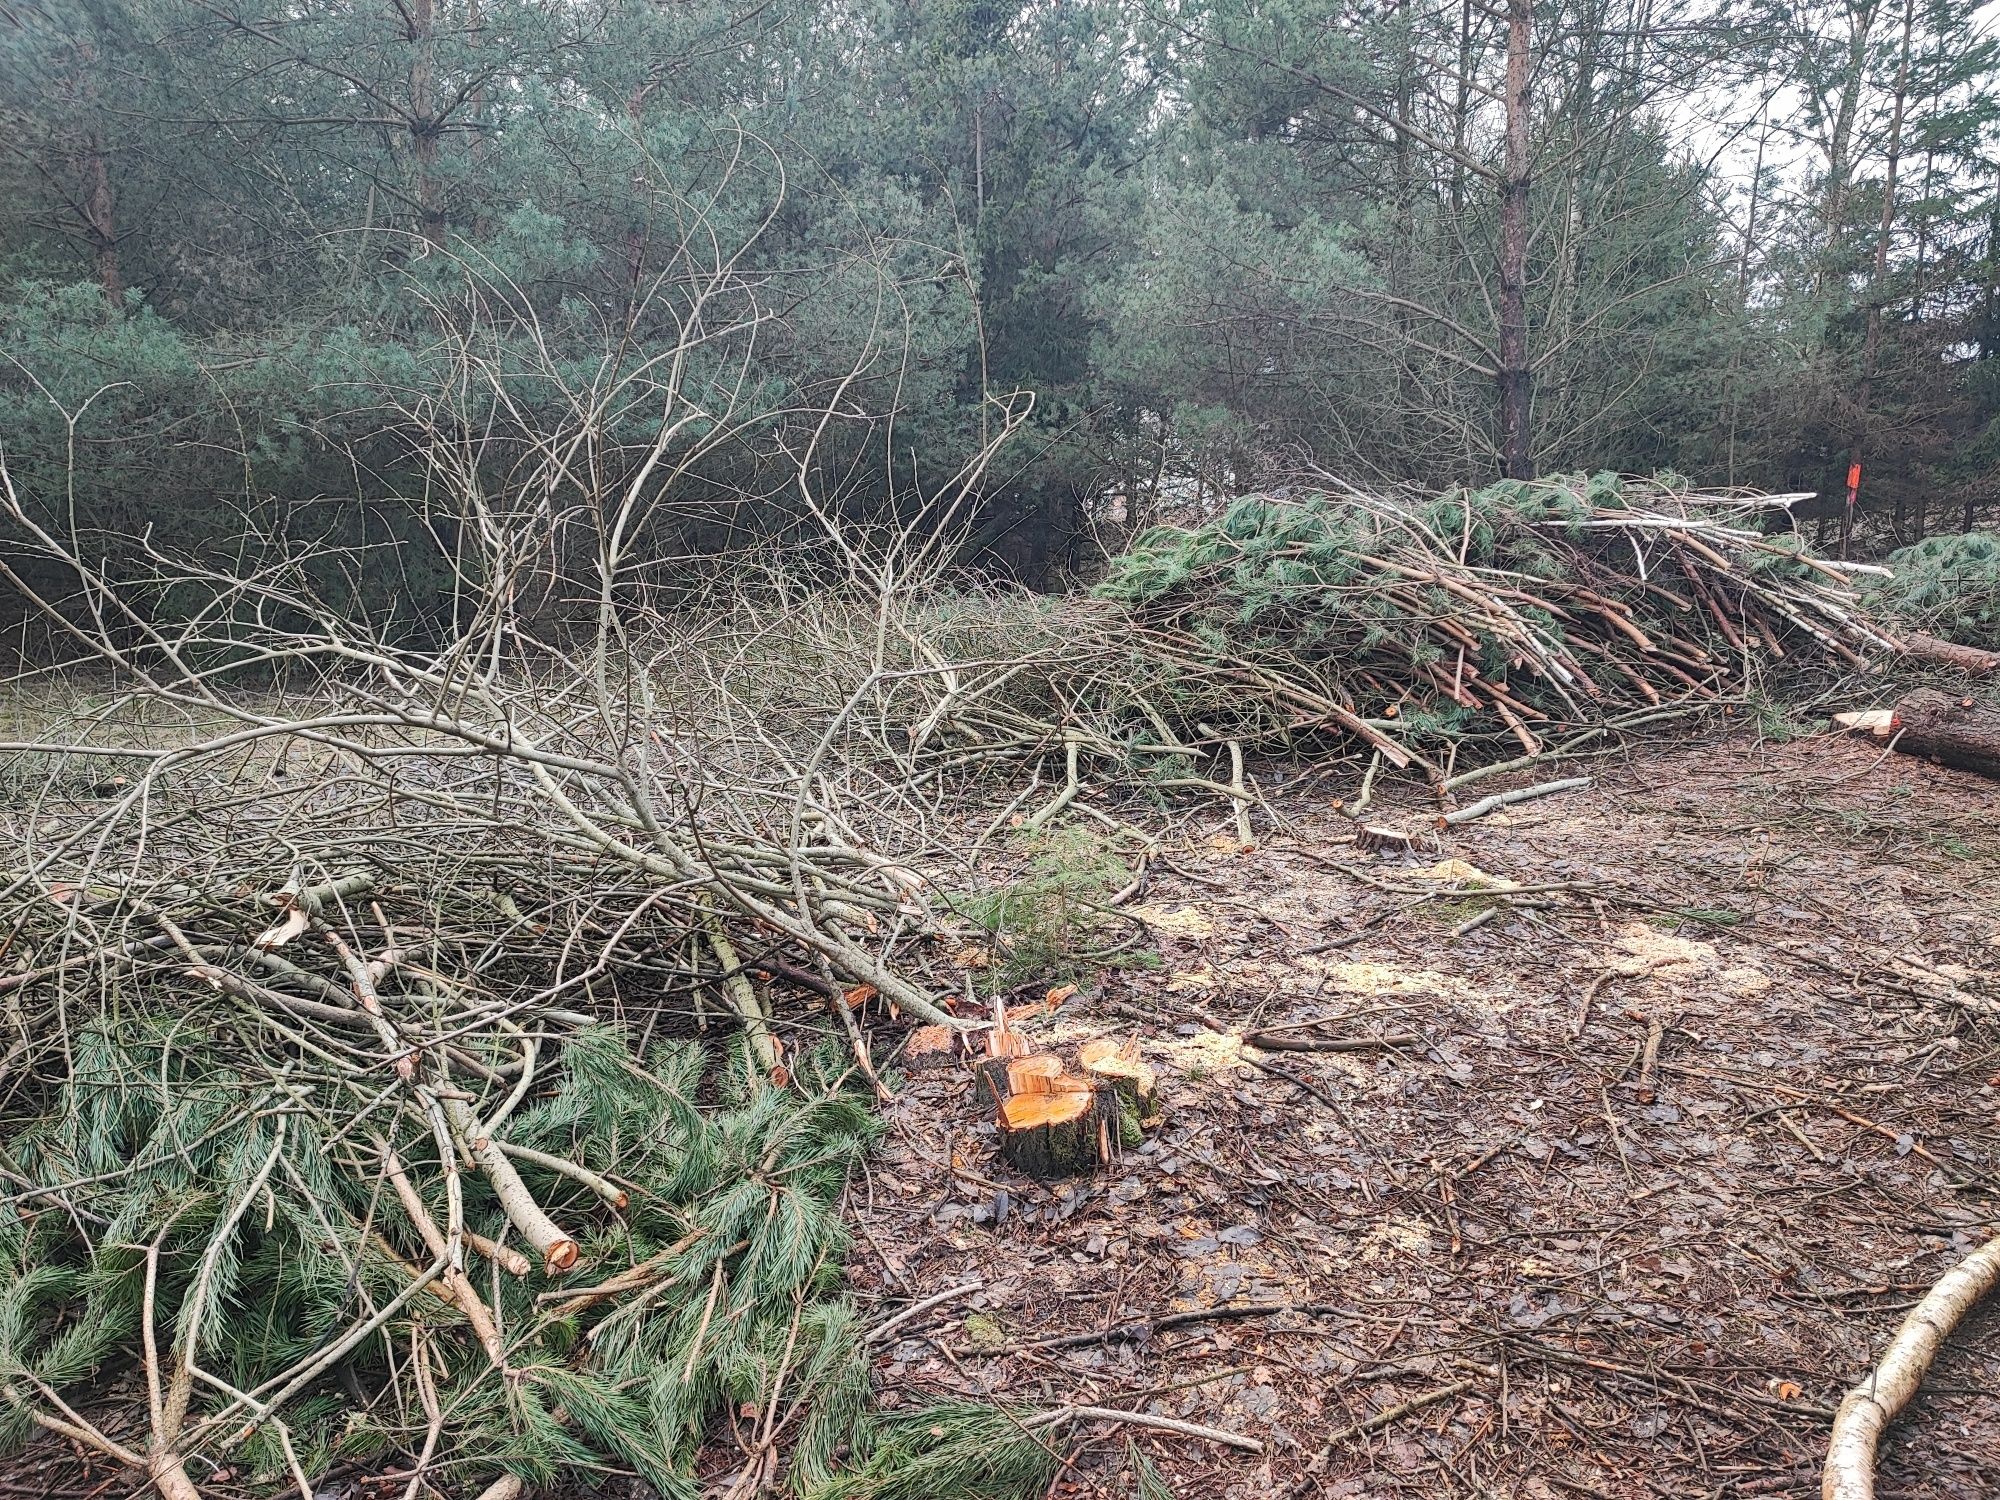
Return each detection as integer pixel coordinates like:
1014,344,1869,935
848,728,2000,1500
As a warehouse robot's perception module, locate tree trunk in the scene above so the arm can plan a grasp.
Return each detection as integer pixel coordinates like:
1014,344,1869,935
1450,0,1473,217
1496,0,1534,480
466,0,489,238
409,0,444,247
1725,119,1769,486
1817,0,1883,299
1842,0,1914,556
1882,689,2000,778
87,128,120,307
1391,0,1420,454
1899,632,2000,676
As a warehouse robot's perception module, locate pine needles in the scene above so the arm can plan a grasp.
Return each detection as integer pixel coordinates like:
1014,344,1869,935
1871,532,2000,650
813,1402,1065,1500
0,993,888,1497
1089,473,1896,768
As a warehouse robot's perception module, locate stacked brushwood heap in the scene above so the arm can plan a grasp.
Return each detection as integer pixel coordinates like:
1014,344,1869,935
0,645,1027,1499
1084,474,1901,777
859,476,1905,835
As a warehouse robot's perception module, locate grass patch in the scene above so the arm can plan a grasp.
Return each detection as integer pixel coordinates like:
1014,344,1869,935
957,828,1133,986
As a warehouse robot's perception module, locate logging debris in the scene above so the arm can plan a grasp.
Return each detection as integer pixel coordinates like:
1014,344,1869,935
969,1009,1166,1178
1835,689,2000,779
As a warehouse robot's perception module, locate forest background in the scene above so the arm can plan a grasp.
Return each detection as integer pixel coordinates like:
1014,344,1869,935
3,0,1996,611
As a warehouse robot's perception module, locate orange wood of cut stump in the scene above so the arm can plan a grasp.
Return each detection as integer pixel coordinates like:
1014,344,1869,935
1078,1037,1153,1084
1002,1087,1095,1129
1006,1055,1067,1095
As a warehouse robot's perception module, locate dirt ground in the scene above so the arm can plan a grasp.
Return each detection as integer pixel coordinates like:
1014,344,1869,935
849,729,2000,1499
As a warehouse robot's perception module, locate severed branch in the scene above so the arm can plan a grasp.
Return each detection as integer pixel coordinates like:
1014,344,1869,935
1440,776,1592,826
1823,1232,2000,1500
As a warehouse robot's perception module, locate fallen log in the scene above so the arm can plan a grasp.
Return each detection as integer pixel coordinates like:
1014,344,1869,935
1898,631,2000,677
1439,775,1592,827
1881,689,2000,779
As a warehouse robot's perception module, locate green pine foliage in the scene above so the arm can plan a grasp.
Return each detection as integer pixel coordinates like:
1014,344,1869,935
1097,475,1633,622
961,828,1129,981
0,1013,991,1498
1086,472,1884,757
1126,1436,1180,1500
1091,476,1631,740
811,1402,1064,1500
1870,533,2000,650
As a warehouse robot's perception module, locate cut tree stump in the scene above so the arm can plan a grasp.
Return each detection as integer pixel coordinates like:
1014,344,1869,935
998,1083,1112,1178
970,1013,1158,1178
977,1052,1064,1113
1356,824,1418,853
902,1023,960,1071
1079,1037,1160,1146
1882,689,2000,779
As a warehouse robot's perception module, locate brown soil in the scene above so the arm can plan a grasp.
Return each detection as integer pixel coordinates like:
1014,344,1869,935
850,730,2000,1499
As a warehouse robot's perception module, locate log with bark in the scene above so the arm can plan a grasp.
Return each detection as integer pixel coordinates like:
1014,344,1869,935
1823,1231,2000,1499
1842,689,2000,779
1897,631,2000,677
901,1023,961,1071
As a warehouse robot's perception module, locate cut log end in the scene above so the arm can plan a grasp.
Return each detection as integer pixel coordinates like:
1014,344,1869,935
902,1023,960,1071
543,1238,581,1275
975,1025,1163,1179
977,1050,1063,1112
1001,1088,1095,1130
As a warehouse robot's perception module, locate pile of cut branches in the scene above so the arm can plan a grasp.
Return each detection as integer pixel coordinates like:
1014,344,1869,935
0,464,1036,1496
1088,474,1898,774
838,476,1902,837
0,665,981,1497
0,444,1933,1500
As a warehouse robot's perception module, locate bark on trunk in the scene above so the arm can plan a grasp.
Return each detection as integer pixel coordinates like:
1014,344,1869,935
1884,689,2000,778
1496,0,1534,479
976,1035,1120,1179
88,130,120,307
1842,0,1915,555
998,1084,1112,1178
1079,1037,1160,1148
409,0,444,247
1899,632,2000,676
1816,0,1883,300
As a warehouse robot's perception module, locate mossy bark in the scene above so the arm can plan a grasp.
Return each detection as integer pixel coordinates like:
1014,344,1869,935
997,1086,1112,1178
